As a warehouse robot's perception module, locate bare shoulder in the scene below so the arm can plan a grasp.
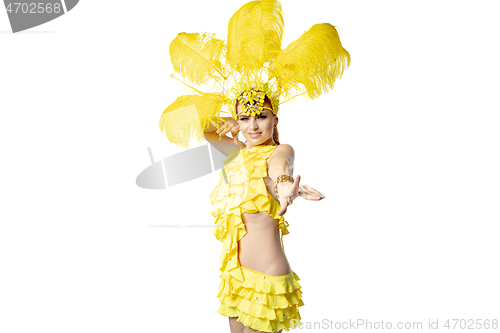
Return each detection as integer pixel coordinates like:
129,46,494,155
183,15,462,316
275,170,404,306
270,143,295,162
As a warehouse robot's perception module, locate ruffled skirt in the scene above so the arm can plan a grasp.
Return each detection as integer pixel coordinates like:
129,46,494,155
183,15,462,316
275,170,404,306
217,266,304,332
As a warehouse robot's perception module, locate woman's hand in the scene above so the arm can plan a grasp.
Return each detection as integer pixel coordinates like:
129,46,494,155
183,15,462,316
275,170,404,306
277,175,301,216
215,118,243,147
277,176,326,216
298,184,325,201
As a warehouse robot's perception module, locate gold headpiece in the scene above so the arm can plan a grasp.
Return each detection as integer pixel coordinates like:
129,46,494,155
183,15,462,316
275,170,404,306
159,0,350,148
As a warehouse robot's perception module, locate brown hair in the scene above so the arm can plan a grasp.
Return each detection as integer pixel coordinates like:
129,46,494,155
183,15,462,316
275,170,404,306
267,96,280,145
273,122,280,145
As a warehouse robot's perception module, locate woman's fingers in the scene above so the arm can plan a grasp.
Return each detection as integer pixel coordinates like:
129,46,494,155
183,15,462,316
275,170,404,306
302,184,318,193
302,184,323,196
298,184,325,200
231,126,240,145
231,129,240,146
231,125,239,137
215,126,224,135
215,121,228,135
217,122,239,137
218,125,229,136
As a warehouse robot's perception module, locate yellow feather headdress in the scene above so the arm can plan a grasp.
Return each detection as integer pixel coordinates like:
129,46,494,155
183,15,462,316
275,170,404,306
159,0,350,149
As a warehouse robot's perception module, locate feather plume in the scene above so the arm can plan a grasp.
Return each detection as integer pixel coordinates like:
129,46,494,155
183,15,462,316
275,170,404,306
170,32,226,86
270,23,351,100
159,93,225,149
226,0,284,74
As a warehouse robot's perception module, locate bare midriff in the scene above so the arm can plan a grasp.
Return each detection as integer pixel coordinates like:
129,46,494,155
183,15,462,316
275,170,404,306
236,149,292,276
238,211,291,276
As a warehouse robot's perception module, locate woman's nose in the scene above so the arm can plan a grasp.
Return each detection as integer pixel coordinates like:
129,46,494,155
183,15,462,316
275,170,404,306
249,117,259,129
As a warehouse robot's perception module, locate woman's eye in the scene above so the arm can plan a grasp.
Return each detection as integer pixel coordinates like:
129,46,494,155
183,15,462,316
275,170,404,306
238,116,265,121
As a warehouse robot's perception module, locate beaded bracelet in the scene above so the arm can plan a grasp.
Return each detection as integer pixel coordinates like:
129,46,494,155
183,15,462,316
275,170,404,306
275,174,294,202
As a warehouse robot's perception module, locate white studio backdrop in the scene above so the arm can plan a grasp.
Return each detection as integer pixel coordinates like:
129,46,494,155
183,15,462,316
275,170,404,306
1,0,499,332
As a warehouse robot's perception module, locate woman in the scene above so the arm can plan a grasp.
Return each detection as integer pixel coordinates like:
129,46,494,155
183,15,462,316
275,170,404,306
204,96,325,333
159,1,349,330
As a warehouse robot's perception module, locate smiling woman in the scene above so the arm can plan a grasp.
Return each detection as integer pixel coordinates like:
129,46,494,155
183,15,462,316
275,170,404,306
203,92,327,333
159,0,349,331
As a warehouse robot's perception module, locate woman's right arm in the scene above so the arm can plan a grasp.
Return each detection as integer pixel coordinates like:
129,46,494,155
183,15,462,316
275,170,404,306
204,117,245,156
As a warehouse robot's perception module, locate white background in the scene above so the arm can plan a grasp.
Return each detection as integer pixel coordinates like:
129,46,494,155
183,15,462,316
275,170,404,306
1,0,499,332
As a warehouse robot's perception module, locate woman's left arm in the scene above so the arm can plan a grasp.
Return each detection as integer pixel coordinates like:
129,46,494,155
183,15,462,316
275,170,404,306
269,145,326,216
268,144,300,216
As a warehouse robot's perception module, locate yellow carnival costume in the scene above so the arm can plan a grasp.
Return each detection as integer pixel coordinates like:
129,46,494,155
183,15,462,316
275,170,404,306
209,144,301,332
158,0,349,331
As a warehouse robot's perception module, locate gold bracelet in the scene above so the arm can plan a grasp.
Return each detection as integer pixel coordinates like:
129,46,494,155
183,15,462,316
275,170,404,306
275,174,294,202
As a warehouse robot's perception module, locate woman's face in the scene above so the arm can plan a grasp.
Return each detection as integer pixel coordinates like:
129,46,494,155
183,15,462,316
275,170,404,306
236,98,277,147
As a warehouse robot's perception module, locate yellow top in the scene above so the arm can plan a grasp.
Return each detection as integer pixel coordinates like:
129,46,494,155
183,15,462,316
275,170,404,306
209,144,290,283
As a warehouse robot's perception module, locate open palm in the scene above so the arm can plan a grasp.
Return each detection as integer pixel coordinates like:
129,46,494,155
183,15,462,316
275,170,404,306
277,176,325,216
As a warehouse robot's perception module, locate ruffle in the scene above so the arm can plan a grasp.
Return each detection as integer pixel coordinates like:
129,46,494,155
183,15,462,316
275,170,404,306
209,144,300,332
217,271,303,305
209,145,289,284
217,268,304,332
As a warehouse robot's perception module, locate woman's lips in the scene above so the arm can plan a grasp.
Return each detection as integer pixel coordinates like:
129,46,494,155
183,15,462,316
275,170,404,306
249,132,261,137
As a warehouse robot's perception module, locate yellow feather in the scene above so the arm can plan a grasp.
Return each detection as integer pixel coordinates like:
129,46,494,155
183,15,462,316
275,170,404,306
270,23,351,100
159,93,225,149
170,32,226,86
226,0,284,74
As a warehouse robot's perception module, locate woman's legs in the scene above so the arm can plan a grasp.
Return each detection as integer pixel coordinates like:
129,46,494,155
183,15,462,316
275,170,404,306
228,317,283,333
228,317,245,333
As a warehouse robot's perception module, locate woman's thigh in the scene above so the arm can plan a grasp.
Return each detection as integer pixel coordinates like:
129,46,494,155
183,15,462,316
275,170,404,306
228,316,283,333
